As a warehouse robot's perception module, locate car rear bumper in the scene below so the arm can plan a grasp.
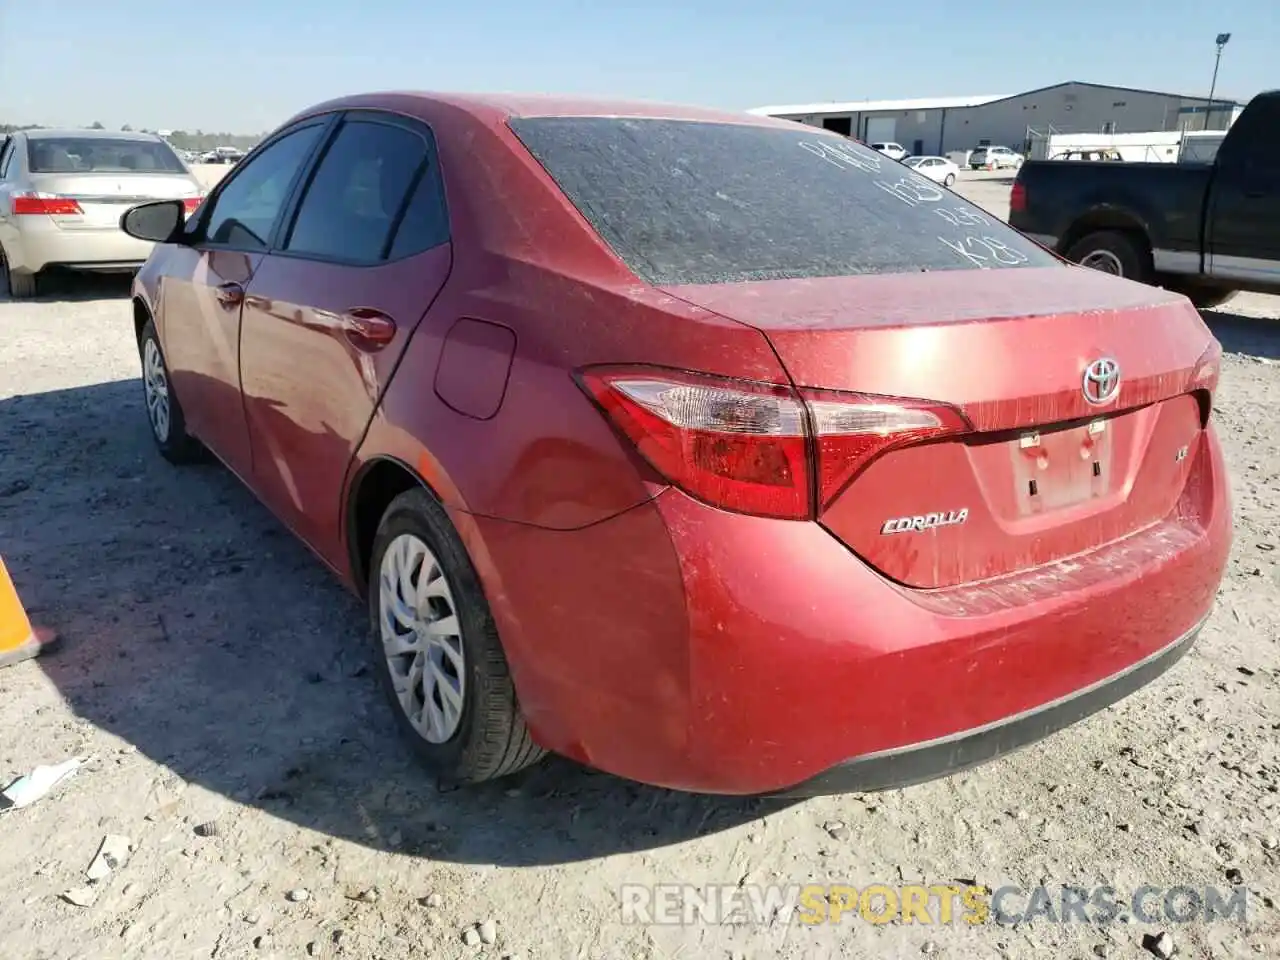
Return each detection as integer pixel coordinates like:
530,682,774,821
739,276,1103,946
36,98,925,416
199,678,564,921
767,614,1203,797
476,425,1231,795
1,219,154,274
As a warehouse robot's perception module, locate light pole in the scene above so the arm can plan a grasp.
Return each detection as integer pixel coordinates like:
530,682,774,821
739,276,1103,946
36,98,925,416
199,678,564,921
1206,32,1231,130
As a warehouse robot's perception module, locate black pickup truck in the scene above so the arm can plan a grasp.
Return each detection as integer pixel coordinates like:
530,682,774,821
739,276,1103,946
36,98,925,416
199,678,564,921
1009,89,1280,308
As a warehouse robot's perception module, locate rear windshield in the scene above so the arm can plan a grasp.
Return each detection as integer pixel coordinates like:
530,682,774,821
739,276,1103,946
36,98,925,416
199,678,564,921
27,137,187,174
509,118,1056,285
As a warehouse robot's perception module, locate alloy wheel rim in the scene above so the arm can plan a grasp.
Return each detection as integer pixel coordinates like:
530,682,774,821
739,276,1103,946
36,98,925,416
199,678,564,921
142,339,171,442
378,533,466,744
1080,250,1124,276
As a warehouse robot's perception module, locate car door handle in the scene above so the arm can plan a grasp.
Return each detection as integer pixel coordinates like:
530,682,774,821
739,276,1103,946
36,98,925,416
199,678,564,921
341,308,398,350
215,281,244,309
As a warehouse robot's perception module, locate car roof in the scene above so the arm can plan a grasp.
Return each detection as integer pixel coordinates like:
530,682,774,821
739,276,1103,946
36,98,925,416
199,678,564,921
286,91,798,131
24,128,162,142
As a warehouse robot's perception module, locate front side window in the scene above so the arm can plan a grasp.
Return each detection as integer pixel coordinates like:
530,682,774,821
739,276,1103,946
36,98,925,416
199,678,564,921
283,120,430,262
203,124,324,250
509,117,1057,285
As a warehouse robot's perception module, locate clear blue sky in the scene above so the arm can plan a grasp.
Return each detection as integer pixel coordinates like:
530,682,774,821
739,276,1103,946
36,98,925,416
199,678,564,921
1,0,1272,133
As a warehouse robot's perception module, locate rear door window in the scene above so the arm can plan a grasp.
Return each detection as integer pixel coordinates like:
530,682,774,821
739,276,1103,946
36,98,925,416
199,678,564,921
509,117,1057,285
282,118,437,263
26,137,187,174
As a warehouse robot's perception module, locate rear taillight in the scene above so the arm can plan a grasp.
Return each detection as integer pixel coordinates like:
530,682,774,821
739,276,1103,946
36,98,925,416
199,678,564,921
183,196,203,214
1009,181,1027,213
579,367,970,520
800,388,971,508
1190,339,1222,393
1189,339,1222,423
11,192,82,216
581,369,810,519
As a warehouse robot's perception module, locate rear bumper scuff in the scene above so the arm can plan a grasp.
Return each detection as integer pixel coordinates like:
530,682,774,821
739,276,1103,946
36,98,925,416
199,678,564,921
768,613,1205,797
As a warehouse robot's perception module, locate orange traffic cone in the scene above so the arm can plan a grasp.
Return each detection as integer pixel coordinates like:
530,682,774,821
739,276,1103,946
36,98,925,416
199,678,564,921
0,556,58,669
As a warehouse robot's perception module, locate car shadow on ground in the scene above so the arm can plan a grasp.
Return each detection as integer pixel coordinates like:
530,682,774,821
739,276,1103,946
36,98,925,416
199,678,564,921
1,379,794,868
0,271,133,304
1202,308,1280,361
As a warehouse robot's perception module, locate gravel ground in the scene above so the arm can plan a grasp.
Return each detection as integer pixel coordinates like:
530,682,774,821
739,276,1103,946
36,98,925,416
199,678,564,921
1,174,1278,960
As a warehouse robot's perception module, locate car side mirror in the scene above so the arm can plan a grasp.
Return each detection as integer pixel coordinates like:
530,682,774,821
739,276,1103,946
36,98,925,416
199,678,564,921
120,199,186,244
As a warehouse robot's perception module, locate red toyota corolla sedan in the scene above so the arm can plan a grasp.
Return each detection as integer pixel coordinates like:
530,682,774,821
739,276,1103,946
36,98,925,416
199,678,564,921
123,93,1231,796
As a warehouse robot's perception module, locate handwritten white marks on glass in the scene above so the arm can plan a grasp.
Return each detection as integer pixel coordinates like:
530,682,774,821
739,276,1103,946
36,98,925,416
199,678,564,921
936,236,1031,269
797,139,1032,271
874,174,944,207
935,207,990,228
798,140,883,175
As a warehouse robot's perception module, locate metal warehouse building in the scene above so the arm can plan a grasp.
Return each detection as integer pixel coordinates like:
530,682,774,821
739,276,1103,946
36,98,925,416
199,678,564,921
747,81,1242,157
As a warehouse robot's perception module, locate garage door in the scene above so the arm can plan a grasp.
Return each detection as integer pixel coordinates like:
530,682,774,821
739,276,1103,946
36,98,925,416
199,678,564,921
865,117,896,143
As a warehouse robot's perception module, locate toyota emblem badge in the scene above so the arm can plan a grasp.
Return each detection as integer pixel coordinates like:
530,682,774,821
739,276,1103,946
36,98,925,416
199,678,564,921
1082,357,1121,405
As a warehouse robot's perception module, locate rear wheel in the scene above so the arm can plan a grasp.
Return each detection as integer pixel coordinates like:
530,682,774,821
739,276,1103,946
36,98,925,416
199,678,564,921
139,319,204,464
1165,281,1238,310
1065,230,1153,284
368,487,544,786
0,247,37,299
944,173,956,187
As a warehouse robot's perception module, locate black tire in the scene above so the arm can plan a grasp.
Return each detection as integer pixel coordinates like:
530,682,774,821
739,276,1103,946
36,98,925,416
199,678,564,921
1065,230,1153,284
944,173,956,187
368,487,544,786
138,319,204,464
1173,284,1238,310
0,246,38,299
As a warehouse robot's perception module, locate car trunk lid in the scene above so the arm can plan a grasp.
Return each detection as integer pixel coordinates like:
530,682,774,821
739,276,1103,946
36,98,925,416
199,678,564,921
662,266,1219,588
27,172,199,231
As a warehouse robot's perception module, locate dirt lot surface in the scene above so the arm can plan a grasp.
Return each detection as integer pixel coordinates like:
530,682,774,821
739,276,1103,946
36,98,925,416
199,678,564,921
1,175,1279,960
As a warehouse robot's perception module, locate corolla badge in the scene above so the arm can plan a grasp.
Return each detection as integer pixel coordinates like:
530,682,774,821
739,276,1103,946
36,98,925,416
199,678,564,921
1082,357,1121,405
881,509,969,535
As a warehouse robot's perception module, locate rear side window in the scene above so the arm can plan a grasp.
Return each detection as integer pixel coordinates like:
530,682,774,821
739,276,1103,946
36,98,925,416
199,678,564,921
385,165,450,260
509,118,1057,285
284,119,440,263
26,137,187,174
1216,94,1280,172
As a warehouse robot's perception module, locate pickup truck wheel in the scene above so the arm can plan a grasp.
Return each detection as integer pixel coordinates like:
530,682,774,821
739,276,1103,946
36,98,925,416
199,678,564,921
1168,282,1238,310
1066,231,1152,284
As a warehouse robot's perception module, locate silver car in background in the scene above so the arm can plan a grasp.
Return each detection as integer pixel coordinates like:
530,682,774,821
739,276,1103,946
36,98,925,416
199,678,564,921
968,144,1024,171
0,129,203,298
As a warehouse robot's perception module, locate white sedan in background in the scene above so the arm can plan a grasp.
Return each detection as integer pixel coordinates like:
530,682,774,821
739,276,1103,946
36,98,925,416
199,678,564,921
903,155,960,187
